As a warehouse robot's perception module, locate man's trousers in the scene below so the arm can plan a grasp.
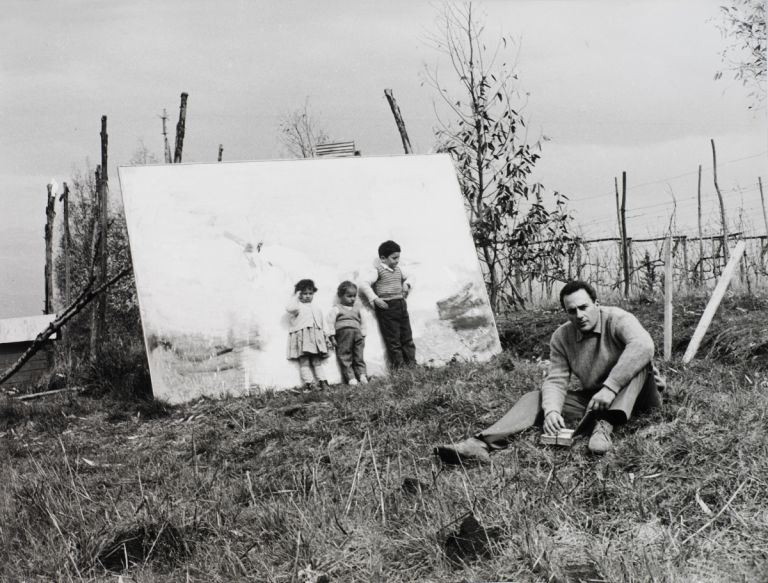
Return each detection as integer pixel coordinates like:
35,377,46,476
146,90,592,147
477,364,662,448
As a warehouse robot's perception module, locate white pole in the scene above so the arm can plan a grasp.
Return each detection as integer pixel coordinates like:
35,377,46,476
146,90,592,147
664,235,673,361
683,240,746,364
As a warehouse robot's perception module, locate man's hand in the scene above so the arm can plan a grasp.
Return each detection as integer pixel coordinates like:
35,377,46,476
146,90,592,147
543,411,565,435
402,284,411,298
329,335,337,349
587,387,616,412
373,298,388,310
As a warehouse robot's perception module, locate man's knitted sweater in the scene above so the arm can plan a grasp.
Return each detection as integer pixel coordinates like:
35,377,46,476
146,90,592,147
541,306,655,415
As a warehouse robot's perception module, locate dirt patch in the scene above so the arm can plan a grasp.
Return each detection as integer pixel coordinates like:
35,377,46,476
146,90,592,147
443,513,499,567
96,521,189,572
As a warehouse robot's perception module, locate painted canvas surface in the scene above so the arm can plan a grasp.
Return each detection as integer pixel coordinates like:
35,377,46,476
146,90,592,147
119,154,500,403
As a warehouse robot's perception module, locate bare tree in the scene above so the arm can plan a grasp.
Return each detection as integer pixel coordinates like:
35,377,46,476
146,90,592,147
278,99,331,158
56,157,142,355
425,3,573,311
130,140,160,165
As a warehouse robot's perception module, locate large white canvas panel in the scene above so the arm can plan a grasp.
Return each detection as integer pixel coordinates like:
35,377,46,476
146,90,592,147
119,154,500,403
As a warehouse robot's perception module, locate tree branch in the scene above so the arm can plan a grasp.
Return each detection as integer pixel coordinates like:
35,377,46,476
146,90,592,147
0,267,132,387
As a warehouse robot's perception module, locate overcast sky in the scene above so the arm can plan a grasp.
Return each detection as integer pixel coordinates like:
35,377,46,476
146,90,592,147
1,0,766,317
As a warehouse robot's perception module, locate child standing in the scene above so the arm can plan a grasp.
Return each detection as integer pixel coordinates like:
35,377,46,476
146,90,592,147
327,281,368,385
359,240,417,368
286,279,332,390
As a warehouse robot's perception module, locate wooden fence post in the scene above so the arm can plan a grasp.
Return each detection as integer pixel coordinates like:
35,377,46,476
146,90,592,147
89,115,108,362
739,246,746,288
88,165,101,362
664,234,673,360
98,115,108,329
711,139,729,265
174,92,189,163
595,253,601,291
44,183,56,315
681,236,688,289
615,239,623,289
384,89,413,154
759,177,767,237
60,183,71,308
218,144,223,162
621,171,630,297
697,164,704,286
161,108,172,163
575,239,583,279
615,177,623,240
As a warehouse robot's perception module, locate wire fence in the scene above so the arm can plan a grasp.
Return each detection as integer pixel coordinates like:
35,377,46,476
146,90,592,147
507,233,768,309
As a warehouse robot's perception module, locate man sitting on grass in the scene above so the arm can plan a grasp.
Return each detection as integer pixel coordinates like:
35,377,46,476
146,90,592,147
436,280,664,462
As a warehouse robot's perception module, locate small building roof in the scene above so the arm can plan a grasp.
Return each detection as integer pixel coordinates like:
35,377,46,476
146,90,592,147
0,314,57,344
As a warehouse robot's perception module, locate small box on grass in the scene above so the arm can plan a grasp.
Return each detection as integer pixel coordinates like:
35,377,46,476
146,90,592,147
540,428,574,447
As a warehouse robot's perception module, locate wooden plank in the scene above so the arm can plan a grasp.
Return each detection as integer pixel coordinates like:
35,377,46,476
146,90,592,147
315,141,357,158
683,241,746,364
315,141,354,151
0,315,58,344
16,386,83,401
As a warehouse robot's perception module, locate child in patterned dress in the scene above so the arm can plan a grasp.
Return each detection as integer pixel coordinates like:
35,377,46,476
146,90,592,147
286,279,332,390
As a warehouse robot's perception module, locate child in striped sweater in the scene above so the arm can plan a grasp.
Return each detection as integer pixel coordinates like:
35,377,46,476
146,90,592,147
359,240,417,369
327,281,368,385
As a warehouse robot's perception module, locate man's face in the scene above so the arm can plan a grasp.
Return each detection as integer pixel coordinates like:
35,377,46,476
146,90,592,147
340,288,357,306
562,289,600,333
381,252,400,269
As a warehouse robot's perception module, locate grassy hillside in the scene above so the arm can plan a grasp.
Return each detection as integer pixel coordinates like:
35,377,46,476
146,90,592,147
1,293,767,582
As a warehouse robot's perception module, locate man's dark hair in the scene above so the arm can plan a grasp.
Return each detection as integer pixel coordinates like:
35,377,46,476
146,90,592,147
294,279,318,293
378,240,401,258
559,280,597,309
